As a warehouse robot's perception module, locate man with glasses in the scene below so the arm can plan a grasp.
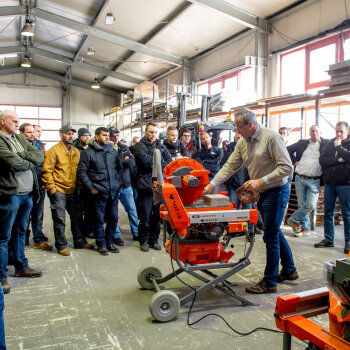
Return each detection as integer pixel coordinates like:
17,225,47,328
203,108,296,294
181,128,197,158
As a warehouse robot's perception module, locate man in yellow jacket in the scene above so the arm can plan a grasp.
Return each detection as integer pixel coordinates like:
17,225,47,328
41,125,94,256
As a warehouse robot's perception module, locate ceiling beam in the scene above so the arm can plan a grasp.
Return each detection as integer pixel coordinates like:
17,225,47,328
101,1,192,83
30,7,183,66
0,46,143,84
0,65,124,96
0,6,26,16
187,0,270,32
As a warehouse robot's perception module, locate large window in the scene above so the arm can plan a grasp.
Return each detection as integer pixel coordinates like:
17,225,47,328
280,31,349,95
0,104,62,150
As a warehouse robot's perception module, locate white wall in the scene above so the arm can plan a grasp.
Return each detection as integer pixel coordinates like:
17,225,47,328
0,72,117,134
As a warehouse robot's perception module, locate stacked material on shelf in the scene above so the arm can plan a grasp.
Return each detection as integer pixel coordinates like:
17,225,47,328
328,60,350,87
133,81,159,100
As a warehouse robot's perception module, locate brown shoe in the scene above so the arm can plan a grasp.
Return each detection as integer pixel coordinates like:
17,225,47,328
277,269,299,283
1,280,10,294
58,248,70,256
78,243,94,250
245,279,277,294
34,242,53,250
14,268,42,278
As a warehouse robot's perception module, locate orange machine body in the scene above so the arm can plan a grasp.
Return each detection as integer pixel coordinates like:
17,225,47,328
155,158,257,266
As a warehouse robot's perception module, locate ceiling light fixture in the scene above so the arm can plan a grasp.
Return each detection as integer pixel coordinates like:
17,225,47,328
21,56,31,68
105,12,115,25
21,20,34,37
91,78,100,89
87,47,95,56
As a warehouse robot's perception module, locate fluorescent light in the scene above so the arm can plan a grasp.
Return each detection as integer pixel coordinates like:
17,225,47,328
20,56,31,68
91,79,100,89
105,12,115,25
87,47,95,56
21,21,34,37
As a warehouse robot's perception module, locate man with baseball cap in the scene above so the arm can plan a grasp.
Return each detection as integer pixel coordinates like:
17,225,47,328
41,124,94,256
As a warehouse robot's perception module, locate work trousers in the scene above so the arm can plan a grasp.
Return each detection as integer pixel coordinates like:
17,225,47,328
257,183,296,286
48,191,86,251
31,188,47,244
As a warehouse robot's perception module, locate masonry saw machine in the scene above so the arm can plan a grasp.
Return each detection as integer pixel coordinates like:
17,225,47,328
137,150,259,322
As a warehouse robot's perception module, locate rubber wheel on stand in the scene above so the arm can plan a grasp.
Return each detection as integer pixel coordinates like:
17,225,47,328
137,266,162,290
149,290,180,322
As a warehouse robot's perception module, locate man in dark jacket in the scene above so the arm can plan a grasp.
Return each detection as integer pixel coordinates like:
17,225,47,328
109,128,138,244
194,132,223,180
0,110,43,295
314,121,350,254
129,136,140,207
134,122,172,252
163,125,189,159
72,128,91,153
78,127,123,255
287,125,329,237
19,123,52,250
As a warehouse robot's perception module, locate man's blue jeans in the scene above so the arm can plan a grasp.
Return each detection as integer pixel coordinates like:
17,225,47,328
0,287,5,350
324,184,350,244
289,176,320,230
31,189,47,244
114,187,138,239
0,194,32,282
257,183,296,286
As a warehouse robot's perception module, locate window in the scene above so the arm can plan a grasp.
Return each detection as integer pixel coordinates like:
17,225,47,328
281,49,305,95
0,104,62,150
210,81,222,94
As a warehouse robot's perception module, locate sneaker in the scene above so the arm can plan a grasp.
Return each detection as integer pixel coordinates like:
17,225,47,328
107,243,120,253
344,243,350,254
277,269,299,283
14,268,42,278
245,279,277,294
140,243,149,252
287,218,302,233
294,229,310,238
98,245,109,256
58,248,70,256
113,238,124,246
1,280,10,294
149,242,162,250
314,239,334,248
34,242,53,250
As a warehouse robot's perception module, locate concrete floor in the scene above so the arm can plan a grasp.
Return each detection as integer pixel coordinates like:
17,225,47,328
3,199,348,350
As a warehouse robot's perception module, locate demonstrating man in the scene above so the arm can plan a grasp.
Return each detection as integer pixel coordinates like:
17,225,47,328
41,125,94,256
194,132,223,181
203,108,296,294
314,121,350,254
287,125,328,237
19,123,52,250
181,128,197,158
72,127,94,239
134,122,172,252
0,110,43,295
109,127,139,244
78,127,123,255
163,125,189,160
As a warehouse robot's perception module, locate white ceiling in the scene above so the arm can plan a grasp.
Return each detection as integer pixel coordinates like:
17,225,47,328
0,0,301,93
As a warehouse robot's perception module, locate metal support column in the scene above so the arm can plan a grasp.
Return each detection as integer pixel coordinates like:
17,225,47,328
166,79,170,126
315,94,320,126
265,103,268,128
152,85,156,118
177,93,187,127
141,97,145,137
300,107,304,139
254,28,269,100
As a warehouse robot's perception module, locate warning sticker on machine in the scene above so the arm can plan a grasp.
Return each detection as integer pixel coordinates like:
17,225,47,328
188,210,250,223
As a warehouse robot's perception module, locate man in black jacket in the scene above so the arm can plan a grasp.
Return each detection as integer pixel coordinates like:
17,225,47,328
163,125,189,160
77,127,123,255
287,125,329,237
314,121,350,254
194,132,223,180
109,128,138,244
134,122,172,252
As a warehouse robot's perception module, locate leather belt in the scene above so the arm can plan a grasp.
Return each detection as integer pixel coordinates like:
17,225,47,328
295,173,321,180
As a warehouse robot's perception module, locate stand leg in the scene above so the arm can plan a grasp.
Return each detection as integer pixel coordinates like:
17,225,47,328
282,333,291,350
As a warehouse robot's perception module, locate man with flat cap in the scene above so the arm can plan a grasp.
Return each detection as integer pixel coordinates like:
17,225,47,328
41,125,94,256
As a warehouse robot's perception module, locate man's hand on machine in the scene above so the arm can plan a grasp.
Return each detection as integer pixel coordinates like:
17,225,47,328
244,178,264,192
202,183,214,196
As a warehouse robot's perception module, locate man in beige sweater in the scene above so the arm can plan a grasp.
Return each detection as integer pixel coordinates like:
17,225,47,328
203,108,297,294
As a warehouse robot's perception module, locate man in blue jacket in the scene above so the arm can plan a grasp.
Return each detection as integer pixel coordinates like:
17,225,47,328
134,122,172,252
314,121,350,254
77,127,123,255
287,125,329,236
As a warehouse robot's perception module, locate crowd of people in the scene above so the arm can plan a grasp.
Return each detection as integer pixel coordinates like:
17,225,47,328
0,107,349,301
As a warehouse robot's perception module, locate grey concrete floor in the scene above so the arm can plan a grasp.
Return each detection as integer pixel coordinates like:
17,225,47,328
3,198,348,350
